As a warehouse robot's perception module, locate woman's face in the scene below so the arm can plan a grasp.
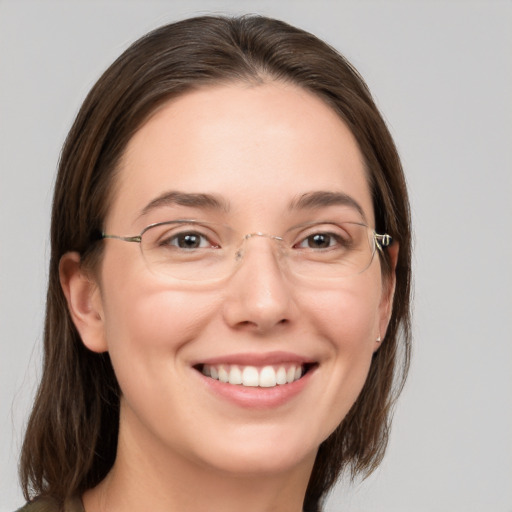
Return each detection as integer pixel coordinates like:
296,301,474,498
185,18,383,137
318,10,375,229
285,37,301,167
82,82,393,476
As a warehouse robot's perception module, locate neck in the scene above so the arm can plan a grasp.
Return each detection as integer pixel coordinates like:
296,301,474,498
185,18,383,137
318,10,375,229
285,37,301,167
83,407,316,512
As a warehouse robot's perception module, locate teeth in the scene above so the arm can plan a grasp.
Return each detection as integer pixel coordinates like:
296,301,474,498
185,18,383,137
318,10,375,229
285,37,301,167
242,366,259,387
276,366,287,385
228,365,242,385
202,364,305,388
259,366,277,387
218,365,228,383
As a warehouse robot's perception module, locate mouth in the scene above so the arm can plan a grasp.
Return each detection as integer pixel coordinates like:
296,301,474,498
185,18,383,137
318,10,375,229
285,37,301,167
194,362,317,388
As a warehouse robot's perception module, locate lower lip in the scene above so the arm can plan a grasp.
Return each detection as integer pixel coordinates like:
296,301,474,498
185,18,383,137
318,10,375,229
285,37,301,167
196,368,314,409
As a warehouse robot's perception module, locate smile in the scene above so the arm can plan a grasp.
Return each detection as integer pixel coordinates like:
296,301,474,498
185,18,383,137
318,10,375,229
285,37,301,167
199,363,311,388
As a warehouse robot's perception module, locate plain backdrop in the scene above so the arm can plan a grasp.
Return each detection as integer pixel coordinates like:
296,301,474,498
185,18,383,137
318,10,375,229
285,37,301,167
1,1,511,511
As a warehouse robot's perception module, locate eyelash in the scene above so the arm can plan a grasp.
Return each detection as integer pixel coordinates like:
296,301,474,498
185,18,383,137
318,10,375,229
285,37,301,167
159,230,218,249
295,232,347,250
157,226,351,251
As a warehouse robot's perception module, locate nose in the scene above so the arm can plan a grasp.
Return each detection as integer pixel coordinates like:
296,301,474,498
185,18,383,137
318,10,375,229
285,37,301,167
222,234,296,333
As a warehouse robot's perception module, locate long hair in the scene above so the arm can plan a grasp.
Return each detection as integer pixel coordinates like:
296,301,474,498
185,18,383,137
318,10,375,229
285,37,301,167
20,15,412,512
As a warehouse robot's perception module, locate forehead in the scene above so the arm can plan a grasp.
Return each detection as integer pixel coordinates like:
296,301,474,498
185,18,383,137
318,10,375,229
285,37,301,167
108,82,374,229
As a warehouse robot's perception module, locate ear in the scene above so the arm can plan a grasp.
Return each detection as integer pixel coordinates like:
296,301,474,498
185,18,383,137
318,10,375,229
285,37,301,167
59,252,108,353
377,242,399,346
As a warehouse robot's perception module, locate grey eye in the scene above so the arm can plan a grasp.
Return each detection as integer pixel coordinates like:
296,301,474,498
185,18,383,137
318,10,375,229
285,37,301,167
297,232,339,249
180,233,203,248
305,233,332,248
164,232,211,249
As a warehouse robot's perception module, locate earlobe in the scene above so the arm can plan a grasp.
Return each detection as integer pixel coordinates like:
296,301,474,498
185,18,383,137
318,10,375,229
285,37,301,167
378,242,399,343
59,252,108,353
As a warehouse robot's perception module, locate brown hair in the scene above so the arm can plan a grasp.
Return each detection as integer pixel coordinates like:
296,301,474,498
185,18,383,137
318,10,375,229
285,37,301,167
20,15,412,512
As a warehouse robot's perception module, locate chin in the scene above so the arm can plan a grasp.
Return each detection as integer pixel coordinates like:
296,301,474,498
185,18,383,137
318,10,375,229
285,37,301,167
204,445,317,477
186,422,324,477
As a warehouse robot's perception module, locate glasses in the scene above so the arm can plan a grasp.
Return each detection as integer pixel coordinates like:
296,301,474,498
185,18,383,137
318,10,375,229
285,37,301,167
102,219,392,282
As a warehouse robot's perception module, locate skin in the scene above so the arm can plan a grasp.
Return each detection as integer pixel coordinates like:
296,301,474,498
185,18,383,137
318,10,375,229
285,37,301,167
61,81,396,512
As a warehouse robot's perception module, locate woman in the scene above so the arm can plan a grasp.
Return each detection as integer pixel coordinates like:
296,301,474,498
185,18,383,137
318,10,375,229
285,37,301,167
18,14,411,512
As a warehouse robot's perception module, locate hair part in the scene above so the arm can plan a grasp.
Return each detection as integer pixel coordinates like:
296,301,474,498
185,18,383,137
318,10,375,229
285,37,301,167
20,15,411,512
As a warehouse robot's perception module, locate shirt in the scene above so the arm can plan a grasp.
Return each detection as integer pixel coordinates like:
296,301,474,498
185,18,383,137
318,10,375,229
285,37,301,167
16,495,84,512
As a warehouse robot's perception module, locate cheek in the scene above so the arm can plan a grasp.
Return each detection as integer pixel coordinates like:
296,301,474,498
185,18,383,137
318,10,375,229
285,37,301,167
98,253,217,393
299,274,383,434
304,273,382,349
102,286,216,359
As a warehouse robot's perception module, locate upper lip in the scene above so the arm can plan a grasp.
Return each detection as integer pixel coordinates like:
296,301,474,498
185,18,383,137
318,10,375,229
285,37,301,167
192,351,316,367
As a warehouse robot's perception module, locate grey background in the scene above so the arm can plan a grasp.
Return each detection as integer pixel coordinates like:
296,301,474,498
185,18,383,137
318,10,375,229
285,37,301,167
1,1,511,511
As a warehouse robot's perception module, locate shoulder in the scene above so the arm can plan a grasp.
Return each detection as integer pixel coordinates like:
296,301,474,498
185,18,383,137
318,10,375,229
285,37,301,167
15,497,59,512
15,495,84,512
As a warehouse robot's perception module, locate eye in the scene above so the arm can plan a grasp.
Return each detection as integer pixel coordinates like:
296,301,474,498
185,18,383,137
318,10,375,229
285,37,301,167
292,222,357,253
163,230,217,250
295,230,351,250
298,232,337,249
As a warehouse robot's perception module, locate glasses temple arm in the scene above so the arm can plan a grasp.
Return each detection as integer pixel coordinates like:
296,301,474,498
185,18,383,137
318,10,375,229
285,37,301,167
102,233,142,243
374,233,393,251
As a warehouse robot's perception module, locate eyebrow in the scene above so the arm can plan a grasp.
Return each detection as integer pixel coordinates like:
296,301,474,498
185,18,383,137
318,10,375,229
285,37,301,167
139,191,230,218
289,191,367,222
139,189,366,222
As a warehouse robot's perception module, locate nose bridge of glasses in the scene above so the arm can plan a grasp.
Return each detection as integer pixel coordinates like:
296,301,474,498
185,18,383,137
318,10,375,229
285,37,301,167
234,232,286,262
